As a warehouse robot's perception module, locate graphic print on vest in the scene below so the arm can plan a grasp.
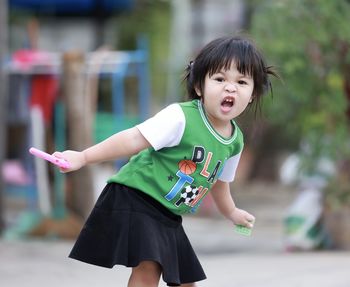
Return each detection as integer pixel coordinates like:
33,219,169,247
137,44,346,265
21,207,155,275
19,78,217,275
165,146,223,210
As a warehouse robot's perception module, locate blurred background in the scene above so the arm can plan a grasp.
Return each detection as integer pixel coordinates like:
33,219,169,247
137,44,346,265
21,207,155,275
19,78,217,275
0,0,350,286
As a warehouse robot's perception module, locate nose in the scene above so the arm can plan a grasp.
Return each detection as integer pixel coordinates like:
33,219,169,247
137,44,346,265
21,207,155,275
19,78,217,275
225,82,237,93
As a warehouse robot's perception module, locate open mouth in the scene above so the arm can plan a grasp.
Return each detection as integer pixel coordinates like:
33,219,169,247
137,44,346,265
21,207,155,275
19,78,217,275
221,97,234,108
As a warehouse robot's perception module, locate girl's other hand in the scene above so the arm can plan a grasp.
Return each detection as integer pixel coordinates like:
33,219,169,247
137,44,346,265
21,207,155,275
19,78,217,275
230,208,255,228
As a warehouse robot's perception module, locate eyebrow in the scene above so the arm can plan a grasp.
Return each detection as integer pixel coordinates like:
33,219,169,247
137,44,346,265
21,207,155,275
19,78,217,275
213,70,253,79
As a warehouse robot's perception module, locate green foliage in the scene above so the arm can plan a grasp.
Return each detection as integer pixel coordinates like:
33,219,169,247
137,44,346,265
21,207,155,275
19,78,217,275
249,0,350,166
324,171,350,208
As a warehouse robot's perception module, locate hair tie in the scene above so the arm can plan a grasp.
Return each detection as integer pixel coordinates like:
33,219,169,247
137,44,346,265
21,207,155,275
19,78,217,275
187,60,194,70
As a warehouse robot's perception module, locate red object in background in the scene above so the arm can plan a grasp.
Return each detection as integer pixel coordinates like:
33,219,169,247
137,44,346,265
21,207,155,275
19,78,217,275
12,50,59,124
30,75,58,125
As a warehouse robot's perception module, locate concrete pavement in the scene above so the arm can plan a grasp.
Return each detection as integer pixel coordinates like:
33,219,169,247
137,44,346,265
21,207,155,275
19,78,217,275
1,182,350,286
1,227,350,287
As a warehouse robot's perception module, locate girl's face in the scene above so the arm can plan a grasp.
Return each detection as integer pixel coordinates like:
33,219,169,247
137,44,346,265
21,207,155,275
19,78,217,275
196,61,254,131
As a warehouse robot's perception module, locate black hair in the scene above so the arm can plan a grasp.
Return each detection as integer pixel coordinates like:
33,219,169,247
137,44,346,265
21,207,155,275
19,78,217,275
183,35,278,113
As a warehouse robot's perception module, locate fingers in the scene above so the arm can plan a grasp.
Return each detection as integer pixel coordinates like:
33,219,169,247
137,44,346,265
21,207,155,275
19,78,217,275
246,215,255,228
246,220,255,229
52,151,70,173
231,208,256,228
246,214,255,228
238,210,255,228
53,151,63,158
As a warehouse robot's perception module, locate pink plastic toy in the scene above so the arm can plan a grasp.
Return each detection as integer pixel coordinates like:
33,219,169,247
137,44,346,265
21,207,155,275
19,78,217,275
29,147,70,169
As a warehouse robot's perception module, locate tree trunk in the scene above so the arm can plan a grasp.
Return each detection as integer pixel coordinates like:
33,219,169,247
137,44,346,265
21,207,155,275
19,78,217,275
62,51,94,220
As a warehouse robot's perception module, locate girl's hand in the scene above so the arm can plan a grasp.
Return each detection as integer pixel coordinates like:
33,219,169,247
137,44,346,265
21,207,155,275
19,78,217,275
53,150,86,173
229,208,255,228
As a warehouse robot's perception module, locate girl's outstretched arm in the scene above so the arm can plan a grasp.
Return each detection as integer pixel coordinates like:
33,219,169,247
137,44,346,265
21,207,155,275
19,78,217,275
54,127,151,172
210,180,255,228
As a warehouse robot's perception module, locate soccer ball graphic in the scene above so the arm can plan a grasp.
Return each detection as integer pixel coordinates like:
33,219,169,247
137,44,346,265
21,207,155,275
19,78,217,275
175,185,199,207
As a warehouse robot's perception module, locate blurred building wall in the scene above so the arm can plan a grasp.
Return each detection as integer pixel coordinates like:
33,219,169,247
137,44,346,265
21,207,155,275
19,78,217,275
192,0,245,49
166,0,245,103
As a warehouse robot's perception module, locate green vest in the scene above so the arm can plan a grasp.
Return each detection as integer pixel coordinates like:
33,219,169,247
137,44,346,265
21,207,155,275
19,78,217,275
108,100,244,215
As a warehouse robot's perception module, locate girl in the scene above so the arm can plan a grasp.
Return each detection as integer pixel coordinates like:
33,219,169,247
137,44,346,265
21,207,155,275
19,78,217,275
55,35,276,287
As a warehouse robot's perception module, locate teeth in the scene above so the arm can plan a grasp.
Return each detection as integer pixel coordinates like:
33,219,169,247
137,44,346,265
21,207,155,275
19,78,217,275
222,98,234,108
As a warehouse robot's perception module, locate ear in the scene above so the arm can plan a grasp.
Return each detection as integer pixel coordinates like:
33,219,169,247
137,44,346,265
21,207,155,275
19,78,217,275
195,86,201,97
249,96,254,103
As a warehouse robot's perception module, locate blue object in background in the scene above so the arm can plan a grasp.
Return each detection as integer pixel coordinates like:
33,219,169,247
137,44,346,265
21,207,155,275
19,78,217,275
9,0,134,14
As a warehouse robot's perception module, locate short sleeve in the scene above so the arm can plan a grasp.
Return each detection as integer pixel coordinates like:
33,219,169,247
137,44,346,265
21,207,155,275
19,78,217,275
136,103,186,151
218,151,242,182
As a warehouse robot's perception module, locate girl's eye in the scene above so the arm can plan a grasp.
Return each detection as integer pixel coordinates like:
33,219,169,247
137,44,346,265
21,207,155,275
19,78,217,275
238,80,248,85
214,77,225,82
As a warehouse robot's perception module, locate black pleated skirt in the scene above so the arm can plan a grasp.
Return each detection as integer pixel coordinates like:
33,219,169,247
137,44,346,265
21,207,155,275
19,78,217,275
69,183,206,286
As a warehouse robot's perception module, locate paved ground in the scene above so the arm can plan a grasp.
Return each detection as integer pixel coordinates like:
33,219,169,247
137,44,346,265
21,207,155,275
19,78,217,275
1,182,350,286
1,227,350,287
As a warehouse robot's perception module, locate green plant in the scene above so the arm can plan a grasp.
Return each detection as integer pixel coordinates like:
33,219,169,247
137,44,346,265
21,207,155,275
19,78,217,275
324,163,350,209
249,0,350,176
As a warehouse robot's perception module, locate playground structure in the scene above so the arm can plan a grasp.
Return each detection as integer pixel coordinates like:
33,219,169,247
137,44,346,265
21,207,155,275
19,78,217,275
3,37,151,238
